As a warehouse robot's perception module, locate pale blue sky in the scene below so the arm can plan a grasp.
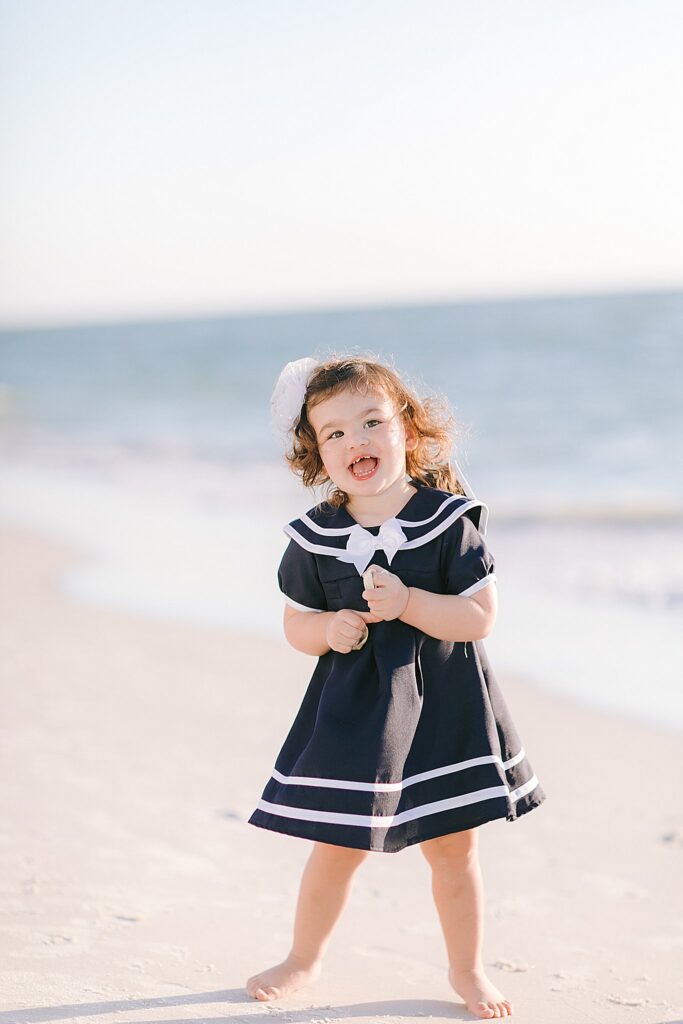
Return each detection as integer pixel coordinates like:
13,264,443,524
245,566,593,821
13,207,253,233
1,0,682,327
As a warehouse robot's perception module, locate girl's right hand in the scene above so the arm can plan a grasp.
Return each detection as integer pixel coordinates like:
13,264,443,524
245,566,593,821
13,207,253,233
326,609,381,654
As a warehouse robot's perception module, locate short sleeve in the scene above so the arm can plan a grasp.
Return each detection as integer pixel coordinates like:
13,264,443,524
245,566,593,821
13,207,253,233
277,539,328,613
440,513,497,597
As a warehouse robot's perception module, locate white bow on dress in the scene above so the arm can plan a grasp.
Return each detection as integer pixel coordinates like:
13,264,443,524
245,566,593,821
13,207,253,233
335,519,408,575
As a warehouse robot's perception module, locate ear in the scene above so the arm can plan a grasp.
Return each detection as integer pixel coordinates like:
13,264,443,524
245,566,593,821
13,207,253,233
404,421,418,452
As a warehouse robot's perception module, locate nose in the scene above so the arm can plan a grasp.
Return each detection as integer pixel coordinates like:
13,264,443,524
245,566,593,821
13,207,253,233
346,428,369,451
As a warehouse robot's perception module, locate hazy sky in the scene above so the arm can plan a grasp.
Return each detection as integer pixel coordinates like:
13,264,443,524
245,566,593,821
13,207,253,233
1,0,682,327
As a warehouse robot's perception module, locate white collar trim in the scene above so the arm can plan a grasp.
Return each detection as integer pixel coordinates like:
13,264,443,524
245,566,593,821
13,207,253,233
284,499,489,563
299,491,470,536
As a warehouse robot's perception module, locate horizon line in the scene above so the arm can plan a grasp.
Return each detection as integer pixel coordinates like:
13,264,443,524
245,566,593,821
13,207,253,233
2,280,682,334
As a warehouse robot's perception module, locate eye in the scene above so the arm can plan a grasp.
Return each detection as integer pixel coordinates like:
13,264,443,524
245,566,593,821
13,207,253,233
324,418,380,441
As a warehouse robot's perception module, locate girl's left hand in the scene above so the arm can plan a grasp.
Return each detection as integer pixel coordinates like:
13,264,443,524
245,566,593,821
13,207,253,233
362,564,410,621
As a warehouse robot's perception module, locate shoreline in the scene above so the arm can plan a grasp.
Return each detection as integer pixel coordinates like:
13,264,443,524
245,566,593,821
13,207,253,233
1,522,682,1022
1,448,682,736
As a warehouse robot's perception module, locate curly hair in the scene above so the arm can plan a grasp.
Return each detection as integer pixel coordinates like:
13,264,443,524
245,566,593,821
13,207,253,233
285,354,468,507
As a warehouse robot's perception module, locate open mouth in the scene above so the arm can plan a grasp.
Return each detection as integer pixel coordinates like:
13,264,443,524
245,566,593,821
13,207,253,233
349,455,379,480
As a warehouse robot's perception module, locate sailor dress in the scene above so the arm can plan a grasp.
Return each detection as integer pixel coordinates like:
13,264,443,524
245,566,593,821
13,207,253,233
248,478,546,853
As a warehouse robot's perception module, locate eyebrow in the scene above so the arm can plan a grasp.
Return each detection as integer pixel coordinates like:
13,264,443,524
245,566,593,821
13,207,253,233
318,407,384,435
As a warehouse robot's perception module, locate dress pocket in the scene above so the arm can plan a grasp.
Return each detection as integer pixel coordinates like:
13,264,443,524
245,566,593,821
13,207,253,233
316,558,363,611
316,559,358,584
319,574,365,612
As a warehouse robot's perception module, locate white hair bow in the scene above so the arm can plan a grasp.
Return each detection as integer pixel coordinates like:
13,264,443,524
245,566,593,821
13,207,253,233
336,519,407,575
270,356,319,446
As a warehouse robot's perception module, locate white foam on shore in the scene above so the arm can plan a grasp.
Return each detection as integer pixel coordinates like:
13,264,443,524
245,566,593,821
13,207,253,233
1,448,681,734
0,451,296,633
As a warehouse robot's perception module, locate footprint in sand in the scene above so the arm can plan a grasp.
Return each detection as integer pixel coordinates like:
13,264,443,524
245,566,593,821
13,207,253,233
492,959,533,973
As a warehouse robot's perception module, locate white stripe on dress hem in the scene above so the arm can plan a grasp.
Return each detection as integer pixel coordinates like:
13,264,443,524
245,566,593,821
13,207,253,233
256,775,540,829
271,747,526,793
509,775,540,802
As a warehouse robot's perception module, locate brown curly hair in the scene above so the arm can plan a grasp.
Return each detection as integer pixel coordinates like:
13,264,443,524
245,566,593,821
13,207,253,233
285,354,468,508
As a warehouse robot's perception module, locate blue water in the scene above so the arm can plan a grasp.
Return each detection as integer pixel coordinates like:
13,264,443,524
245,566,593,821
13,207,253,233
1,289,682,518
1,289,681,732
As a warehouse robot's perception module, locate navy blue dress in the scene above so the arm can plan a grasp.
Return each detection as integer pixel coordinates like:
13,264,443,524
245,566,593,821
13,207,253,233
248,479,545,853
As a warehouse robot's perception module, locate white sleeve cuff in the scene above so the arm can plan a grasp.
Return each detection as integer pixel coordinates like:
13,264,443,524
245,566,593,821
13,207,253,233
458,573,497,597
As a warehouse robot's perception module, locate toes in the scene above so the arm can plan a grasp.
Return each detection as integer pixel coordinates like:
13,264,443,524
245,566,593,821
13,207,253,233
487,1005,501,1019
475,1005,495,1019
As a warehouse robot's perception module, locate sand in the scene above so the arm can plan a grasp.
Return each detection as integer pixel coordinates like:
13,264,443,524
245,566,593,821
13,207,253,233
1,523,682,1023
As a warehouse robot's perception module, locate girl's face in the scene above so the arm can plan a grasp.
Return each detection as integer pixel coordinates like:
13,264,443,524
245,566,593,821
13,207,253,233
308,386,417,499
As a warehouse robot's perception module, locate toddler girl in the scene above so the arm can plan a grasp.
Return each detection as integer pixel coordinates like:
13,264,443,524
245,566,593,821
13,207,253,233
247,355,545,1019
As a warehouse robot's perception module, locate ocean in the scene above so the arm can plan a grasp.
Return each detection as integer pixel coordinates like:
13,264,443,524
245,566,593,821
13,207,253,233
1,289,681,732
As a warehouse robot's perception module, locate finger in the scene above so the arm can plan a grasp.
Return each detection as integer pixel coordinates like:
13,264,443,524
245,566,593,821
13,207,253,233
339,618,368,637
356,610,382,623
339,612,365,628
333,635,355,650
343,611,379,629
343,607,372,620
338,625,362,642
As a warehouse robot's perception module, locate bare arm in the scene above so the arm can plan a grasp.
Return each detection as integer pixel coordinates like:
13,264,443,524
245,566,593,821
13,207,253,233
283,604,335,656
286,573,499,651
398,581,497,641
283,603,381,656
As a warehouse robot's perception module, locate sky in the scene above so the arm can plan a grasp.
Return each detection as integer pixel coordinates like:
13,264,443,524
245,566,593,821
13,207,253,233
1,0,682,328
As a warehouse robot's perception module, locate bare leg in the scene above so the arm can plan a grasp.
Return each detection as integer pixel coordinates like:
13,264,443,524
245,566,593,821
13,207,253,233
246,841,369,1001
420,829,513,1019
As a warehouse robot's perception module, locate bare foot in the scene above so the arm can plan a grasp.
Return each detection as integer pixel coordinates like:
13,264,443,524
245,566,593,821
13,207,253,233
246,953,322,1001
448,966,513,1018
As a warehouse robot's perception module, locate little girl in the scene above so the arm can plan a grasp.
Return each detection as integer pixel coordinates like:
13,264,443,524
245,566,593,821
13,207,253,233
247,355,545,1019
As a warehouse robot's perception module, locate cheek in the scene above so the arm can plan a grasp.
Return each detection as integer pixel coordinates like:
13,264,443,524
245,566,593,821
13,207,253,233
386,421,405,445
319,449,340,476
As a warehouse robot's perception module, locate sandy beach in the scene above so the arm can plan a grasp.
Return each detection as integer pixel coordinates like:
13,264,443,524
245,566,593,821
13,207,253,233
1,523,682,1023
